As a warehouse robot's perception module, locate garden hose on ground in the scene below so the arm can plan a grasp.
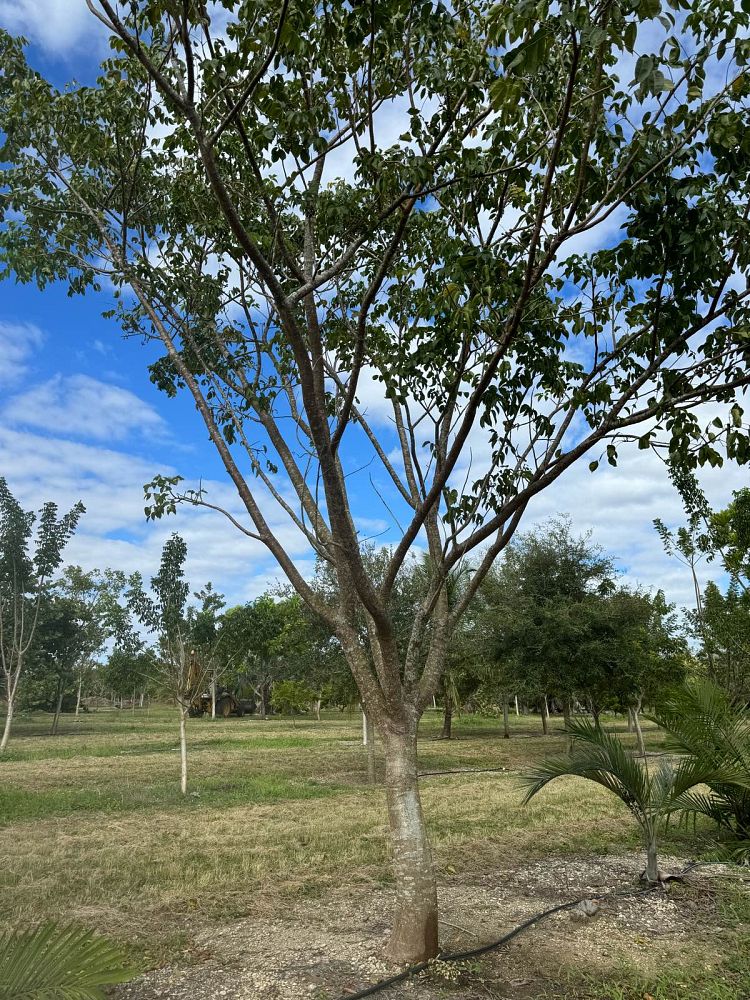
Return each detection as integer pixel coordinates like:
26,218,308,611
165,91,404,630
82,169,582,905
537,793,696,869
334,861,744,1000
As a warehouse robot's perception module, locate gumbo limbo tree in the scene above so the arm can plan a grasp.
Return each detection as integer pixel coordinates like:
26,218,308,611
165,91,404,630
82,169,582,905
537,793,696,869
2,0,750,962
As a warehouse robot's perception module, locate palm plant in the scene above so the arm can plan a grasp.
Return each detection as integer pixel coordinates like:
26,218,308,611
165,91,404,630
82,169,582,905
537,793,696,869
0,923,134,1000
654,679,750,860
521,717,729,882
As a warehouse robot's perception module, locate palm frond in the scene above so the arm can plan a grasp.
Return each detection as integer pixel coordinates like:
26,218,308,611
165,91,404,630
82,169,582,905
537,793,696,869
522,719,649,814
653,678,750,846
0,923,134,1000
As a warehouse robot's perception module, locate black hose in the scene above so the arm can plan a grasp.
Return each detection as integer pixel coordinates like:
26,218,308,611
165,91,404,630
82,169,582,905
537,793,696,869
333,860,744,1000
335,895,605,1000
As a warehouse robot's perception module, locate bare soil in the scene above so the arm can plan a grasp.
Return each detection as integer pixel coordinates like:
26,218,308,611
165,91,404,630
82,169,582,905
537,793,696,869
114,853,740,1000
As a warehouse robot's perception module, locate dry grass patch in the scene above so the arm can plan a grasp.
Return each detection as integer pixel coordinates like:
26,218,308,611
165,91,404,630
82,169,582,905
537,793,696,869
0,707,715,974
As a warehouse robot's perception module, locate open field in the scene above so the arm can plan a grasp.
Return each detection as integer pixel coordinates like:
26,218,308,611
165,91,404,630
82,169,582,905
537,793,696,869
1,706,748,999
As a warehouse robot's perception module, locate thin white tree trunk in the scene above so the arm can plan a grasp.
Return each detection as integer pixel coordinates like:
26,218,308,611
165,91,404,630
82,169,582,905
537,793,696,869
0,693,14,752
633,695,646,756
514,695,519,716
365,713,376,784
75,675,83,718
51,679,64,736
541,695,550,735
179,710,188,795
211,673,216,719
362,707,368,746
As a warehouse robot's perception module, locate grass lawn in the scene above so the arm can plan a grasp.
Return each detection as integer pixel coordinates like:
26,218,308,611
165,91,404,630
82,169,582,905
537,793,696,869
0,705,747,998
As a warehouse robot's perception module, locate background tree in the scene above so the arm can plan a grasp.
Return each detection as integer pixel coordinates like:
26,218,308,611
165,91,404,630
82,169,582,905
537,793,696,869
657,474,750,700
54,566,128,716
3,1,750,960
220,593,306,718
101,646,158,708
0,478,84,752
26,596,85,735
189,582,226,718
575,588,688,749
484,519,616,732
695,583,750,702
270,679,316,726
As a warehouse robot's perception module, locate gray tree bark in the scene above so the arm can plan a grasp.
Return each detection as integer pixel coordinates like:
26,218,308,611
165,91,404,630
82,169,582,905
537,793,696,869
439,700,452,739
382,726,438,964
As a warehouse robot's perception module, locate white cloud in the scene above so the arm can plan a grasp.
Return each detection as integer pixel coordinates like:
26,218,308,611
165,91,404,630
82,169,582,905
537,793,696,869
0,0,106,56
0,321,44,386
0,426,308,609
522,442,746,609
5,374,167,442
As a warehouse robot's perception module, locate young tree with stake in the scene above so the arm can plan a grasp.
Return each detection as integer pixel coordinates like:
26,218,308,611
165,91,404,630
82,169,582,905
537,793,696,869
2,1,750,961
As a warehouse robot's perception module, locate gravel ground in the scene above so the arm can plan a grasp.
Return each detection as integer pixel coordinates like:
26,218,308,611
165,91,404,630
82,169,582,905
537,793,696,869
114,854,740,1000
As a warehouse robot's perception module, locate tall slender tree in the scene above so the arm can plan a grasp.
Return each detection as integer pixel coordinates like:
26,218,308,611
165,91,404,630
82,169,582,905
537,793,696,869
126,533,205,794
2,2,750,960
0,479,84,751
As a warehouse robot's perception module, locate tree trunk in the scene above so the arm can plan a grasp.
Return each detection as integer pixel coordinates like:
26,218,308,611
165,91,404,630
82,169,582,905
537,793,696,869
179,709,188,795
382,725,439,964
627,707,634,732
314,698,321,722
139,691,144,708
75,675,83,718
51,677,64,736
541,695,549,735
365,712,376,785
439,700,452,739
0,689,14,752
645,830,660,882
591,703,602,732
633,695,646,756
502,696,510,738
563,699,573,753
211,673,216,719
514,695,519,716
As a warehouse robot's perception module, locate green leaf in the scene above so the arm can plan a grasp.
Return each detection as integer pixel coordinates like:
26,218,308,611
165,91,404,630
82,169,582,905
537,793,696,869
0,923,134,1000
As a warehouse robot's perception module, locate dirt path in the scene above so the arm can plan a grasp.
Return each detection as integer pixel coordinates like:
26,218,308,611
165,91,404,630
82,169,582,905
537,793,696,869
114,854,741,999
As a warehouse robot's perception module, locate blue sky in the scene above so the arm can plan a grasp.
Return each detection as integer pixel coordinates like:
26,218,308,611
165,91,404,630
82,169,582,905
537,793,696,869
0,2,746,613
